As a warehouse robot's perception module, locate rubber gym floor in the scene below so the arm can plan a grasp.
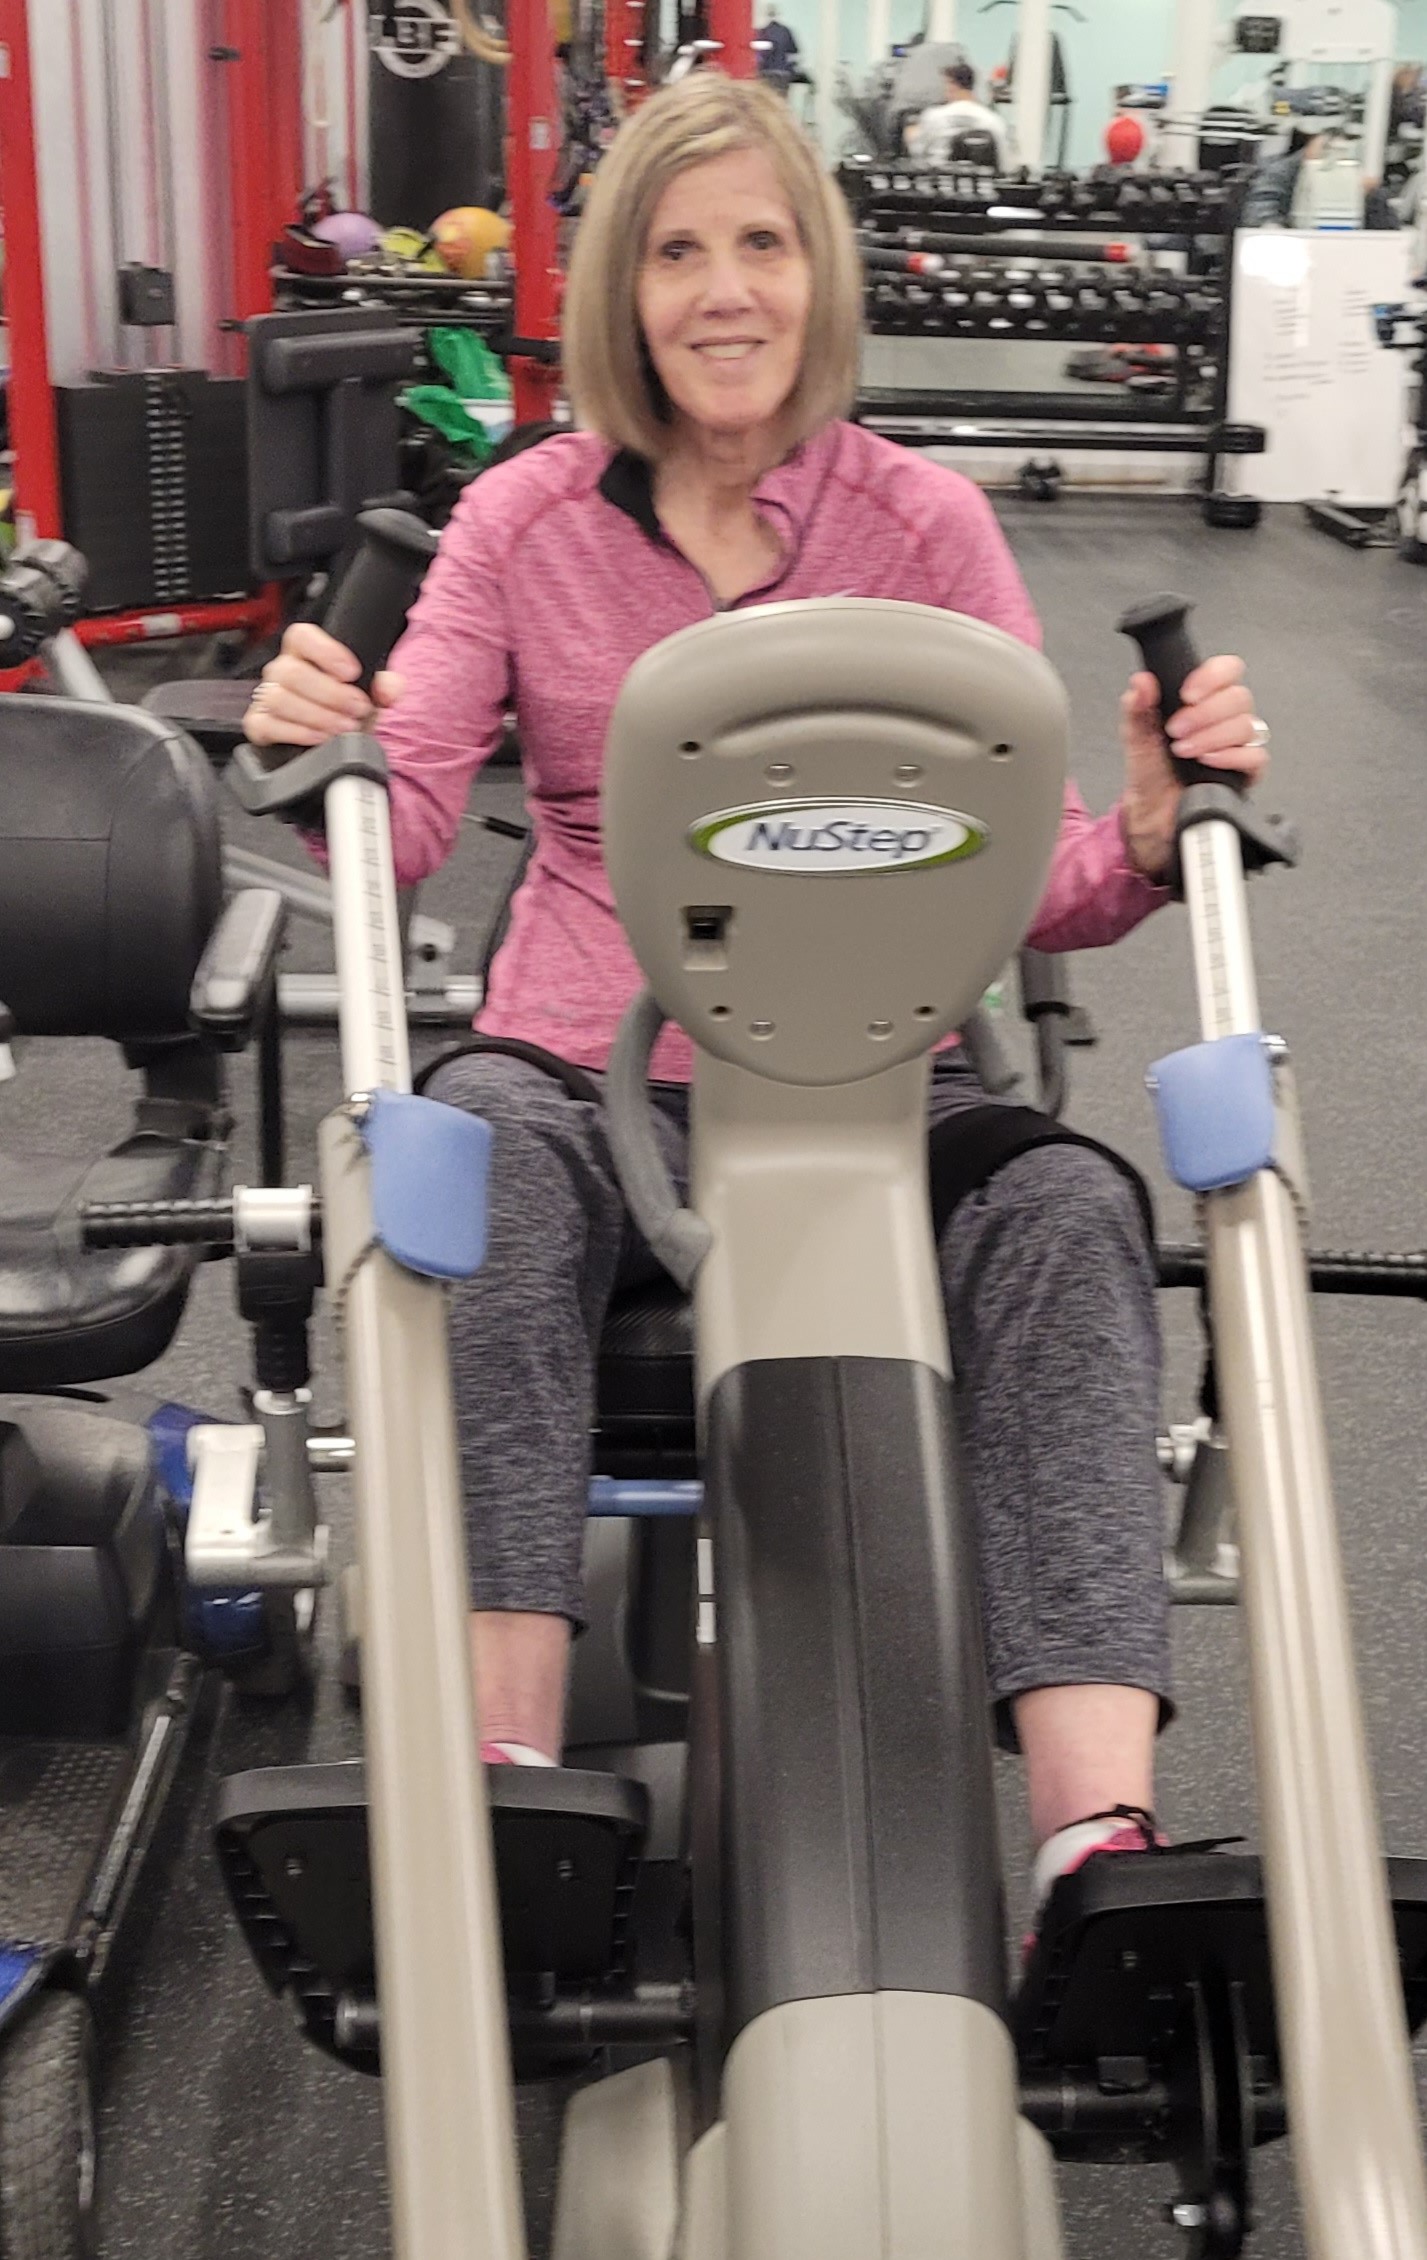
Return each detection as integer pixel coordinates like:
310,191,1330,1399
10,495,1424,2258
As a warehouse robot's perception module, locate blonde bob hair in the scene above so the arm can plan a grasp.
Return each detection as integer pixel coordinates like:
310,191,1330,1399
562,75,863,460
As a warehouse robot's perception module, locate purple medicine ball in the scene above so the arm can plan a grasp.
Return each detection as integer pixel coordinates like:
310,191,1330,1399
311,211,384,263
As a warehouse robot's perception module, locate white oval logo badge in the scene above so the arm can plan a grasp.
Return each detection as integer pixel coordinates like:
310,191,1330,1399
691,799,987,875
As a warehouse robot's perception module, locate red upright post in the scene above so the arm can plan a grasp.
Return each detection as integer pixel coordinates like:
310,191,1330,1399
0,0,63,538
606,0,648,108
267,0,306,234
507,0,564,424
708,0,755,77
223,0,305,327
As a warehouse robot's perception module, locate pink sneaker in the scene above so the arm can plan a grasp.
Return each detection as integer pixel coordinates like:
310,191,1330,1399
480,1739,558,1767
1022,1805,1168,1965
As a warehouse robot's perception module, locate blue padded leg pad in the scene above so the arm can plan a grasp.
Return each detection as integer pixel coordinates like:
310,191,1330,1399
360,1088,492,1280
1148,1032,1276,1194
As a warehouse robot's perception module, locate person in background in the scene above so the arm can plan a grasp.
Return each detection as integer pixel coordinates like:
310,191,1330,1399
754,4,802,91
1241,120,1399,229
907,60,1011,168
1390,61,1426,140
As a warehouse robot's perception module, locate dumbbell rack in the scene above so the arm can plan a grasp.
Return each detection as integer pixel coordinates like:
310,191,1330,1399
845,159,1264,521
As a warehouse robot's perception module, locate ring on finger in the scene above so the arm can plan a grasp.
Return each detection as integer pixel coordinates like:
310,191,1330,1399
1247,715,1270,751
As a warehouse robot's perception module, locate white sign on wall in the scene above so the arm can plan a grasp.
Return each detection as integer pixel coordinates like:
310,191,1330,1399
1228,228,1413,505
370,0,461,79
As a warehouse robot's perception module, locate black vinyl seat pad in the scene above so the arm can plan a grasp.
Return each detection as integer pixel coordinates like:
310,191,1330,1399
599,1276,694,1423
0,1131,223,1381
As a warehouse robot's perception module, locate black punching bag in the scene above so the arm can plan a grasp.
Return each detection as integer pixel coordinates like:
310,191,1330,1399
368,0,505,230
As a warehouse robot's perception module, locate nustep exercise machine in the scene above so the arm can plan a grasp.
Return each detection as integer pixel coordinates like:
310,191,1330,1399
85,543,1427,2258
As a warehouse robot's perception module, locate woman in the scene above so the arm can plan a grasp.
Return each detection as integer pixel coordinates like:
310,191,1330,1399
245,76,1267,1927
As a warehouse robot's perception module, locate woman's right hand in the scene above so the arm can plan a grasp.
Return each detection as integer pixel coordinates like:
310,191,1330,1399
243,622,406,750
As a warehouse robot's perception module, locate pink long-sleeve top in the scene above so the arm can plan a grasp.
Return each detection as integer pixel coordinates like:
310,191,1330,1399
378,419,1166,1079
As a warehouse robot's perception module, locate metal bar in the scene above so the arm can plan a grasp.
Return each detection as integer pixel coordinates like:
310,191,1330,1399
225,846,336,929
258,994,286,1187
1159,1243,1427,1299
84,1655,199,1927
1169,1569,1239,1605
53,592,284,648
320,1111,527,2260
307,1431,355,1473
145,0,183,362
335,1982,695,2058
325,774,411,1097
314,656,524,2253
1183,819,1260,1038
68,0,102,375
1181,818,1427,2260
0,0,63,538
276,971,483,1025
45,629,111,703
343,0,360,212
857,387,1209,425
858,419,1209,455
1018,2073,1287,2146
509,1984,695,2045
1159,0,1216,170
1013,0,1053,173
864,231,1141,261
98,0,132,368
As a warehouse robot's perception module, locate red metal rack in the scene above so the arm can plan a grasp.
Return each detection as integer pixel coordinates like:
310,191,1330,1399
0,0,297,655
507,0,564,425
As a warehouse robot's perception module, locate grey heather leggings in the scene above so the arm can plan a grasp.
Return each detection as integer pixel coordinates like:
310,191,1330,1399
425,1049,1172,1735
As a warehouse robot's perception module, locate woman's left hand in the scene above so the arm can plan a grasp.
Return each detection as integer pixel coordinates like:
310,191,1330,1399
1119,656,1269,883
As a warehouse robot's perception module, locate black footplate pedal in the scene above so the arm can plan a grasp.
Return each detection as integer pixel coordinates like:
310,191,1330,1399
1014,1851,1427,2163
215,1760,649,2071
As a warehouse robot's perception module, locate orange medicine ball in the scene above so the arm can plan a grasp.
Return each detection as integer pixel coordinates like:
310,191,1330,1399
431,206,513,280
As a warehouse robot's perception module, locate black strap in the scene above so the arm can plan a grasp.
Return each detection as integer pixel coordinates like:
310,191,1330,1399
414,1035,603,1107
929,1103,1156,1250
416,1045,1156,1258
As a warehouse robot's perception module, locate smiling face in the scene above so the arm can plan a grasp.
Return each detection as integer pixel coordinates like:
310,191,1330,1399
635,145,813,449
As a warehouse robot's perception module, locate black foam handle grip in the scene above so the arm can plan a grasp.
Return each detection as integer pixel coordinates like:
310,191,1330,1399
245,506,440,785
1118,591,1244,793
322,508,439,693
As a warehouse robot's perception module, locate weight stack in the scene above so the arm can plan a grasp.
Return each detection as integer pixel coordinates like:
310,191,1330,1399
56,371,249,613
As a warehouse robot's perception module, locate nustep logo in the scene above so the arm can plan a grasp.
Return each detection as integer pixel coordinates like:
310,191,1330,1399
691,799,987,875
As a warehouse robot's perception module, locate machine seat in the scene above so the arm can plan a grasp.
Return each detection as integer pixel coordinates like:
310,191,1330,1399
142,679,253,767
0,1401,167,1737
0,1127,224,1389
594,1277,695,1475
